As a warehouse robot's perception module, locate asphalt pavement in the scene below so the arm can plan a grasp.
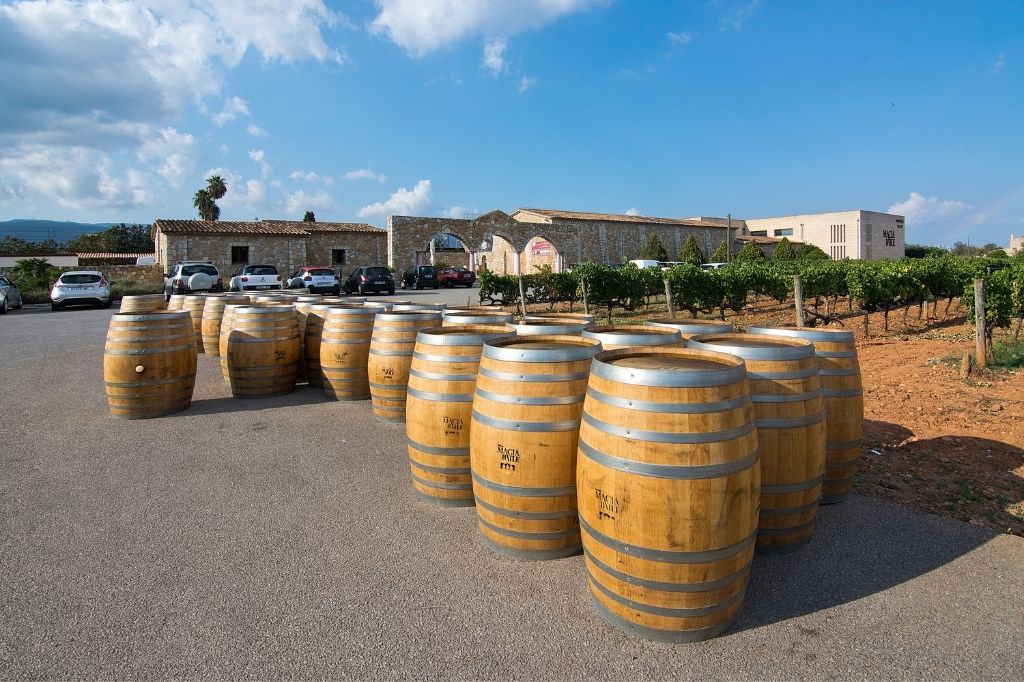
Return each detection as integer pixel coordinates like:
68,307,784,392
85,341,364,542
1,292,1022,679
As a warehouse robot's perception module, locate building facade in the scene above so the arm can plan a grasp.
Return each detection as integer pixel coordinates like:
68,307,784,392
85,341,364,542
744,210,905,260
151,219,387,278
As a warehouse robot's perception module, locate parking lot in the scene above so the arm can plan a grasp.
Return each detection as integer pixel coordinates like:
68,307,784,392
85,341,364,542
1,293,1023,679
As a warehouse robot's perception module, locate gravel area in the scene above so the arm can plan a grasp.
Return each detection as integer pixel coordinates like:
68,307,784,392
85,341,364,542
1,300,1022,679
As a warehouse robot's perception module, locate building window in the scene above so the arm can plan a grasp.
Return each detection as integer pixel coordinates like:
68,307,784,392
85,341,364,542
750,230,768,237
865,227,873,243
774,228,793,237
231,245,249,264
332,249,347,265
866,245,872,259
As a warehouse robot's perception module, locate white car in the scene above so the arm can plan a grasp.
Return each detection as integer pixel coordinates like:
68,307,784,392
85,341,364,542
0,275,23,314
51,270,111,311
285,266,341,295
228,264,283,292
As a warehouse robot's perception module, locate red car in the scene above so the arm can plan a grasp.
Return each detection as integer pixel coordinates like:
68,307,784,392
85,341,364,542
437,266,476,288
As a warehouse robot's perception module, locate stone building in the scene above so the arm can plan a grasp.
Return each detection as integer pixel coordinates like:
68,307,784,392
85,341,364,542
744,210,905,260
151,219,387,278
1007,234,1023,256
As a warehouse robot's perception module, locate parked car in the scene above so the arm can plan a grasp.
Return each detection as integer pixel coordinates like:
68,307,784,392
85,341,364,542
701,262,728,270
343,266,395,295
401,265,439,290
164,261,224,300
437,266,476,288
0,275,23,314
286,266,341,295
228,264,283,292
51,270,111,311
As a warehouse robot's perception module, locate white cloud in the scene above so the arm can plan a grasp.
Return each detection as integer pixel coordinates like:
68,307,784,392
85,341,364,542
369,0,603,56
358,179,432,218
212,96,251,126
719,0,760,32
285,189,334,215
888,192,973,224
344,168,388,183
482,38,507,76
246,124,268,137
204,167,267,211
993,53,1006,74
624,207,640,216
249,149,272,176
517,76,537,93
443,205,478,218
667,31,694,45
290,170,335,186
136,127,197,187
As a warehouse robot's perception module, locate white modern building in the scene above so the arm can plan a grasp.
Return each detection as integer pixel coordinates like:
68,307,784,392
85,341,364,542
744,210,905,260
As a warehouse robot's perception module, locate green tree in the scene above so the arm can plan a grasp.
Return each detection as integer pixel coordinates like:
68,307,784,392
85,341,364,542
733,241,766,262
10,257,60,290
905,243,947,258
206,175,227,201
798,243,829,260
193,189,218,221
303,211,316,222
639,233,668,261
772,237,796,260
710,240,730,263
66,224,153,253
677,235,705,266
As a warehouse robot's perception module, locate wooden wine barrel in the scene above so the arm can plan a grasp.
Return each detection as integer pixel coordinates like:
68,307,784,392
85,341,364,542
442,309,515,326
406,325,516,506
219,303,261,383
392,303,447,312
320,305,379,400
200,295,248,357
167,294,187,311
103,311,197,419
577,346,759,642
119,294,166,314
645,318,734,339
181,294,210,352
339,296,368,303
367,311,444,421
525,312,596,324
582,325,682,350
470,335,602,559
688,334,826,552
292,299,321,383
507,319,590,336
746,326,863,504
225,305,301,397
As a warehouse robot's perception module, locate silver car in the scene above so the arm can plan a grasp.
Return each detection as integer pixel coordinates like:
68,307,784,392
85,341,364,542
0,275,23,314
50,270,111,311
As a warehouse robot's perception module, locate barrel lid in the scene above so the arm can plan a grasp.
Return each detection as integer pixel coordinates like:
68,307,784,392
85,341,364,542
746,325,855,343
687,333,814,360
524,312,595,322
583,325,681,346
111,310,190,322
392,303,447,311
235,304,295,314
592,347,747,387
645,318,735,333
483,334,600,362
318,304,377,316
416,325,515,345
507,319,590,335
376,310,444,320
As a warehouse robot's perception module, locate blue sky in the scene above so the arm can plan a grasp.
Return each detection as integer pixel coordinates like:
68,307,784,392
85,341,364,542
0,0,1021,247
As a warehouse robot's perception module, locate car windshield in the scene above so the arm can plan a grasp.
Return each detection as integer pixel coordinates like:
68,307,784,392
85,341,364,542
418,266,436,275
310,269,335,277
366,267,390,277
248,266,277,275
60,273,101,284
181,265,218,277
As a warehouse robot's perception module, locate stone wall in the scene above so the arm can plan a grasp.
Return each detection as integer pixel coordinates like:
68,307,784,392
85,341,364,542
0,263,162,284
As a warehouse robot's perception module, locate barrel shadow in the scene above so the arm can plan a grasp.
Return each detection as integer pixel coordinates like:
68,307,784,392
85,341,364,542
185,385,338,416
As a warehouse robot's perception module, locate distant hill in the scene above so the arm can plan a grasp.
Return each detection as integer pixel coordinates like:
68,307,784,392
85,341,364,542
0,219,142,243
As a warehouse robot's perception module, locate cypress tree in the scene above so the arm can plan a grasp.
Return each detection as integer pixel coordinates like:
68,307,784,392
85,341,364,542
677,235,706,266
639,233,669,261
772,237,796,260
734,241,767,262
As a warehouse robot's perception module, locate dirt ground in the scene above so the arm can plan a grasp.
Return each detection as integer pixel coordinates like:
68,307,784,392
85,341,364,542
524,296,1024,536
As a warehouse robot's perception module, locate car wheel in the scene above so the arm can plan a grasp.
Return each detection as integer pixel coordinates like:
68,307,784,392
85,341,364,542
357,283,366,295
332,287,340,296
387,288,395,296
51,302,60,312
103,299,112,309
0,296,6,314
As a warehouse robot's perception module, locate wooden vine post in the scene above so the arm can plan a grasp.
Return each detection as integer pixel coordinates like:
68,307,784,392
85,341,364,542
793,275,805,328
518,275,528,318
581,279,590,315
663,277,675,320
974,278,986,369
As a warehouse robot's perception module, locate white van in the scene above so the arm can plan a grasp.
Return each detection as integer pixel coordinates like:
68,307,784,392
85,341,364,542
629,259,661,269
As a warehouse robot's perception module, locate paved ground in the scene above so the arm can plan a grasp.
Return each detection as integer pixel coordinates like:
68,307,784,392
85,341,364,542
1,295,1022,680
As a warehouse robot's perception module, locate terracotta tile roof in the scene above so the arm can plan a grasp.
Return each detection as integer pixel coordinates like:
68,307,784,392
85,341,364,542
76,252,155,259
151,219,384,237
513,208,721,227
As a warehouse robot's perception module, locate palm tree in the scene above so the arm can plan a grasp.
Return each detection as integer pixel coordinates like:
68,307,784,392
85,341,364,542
206,175,227,201
193,189,217,221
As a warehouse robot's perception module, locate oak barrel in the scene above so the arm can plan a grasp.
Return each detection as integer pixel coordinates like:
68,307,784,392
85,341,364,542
319,305,379,400
582,325,682,350
645,318,734,339
406,325,516,506
225,305,301,397
747,326,863,503
688,334,826,552
367,310,444,421
442,309,515,326
577,346,759,642
525,312,596,324
167,294,187,311
103,311,197,419
119,294,166,314
470,335,602,559
200,295,248,357
392,303,447,312
507,319,591,336
182,294,210,352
